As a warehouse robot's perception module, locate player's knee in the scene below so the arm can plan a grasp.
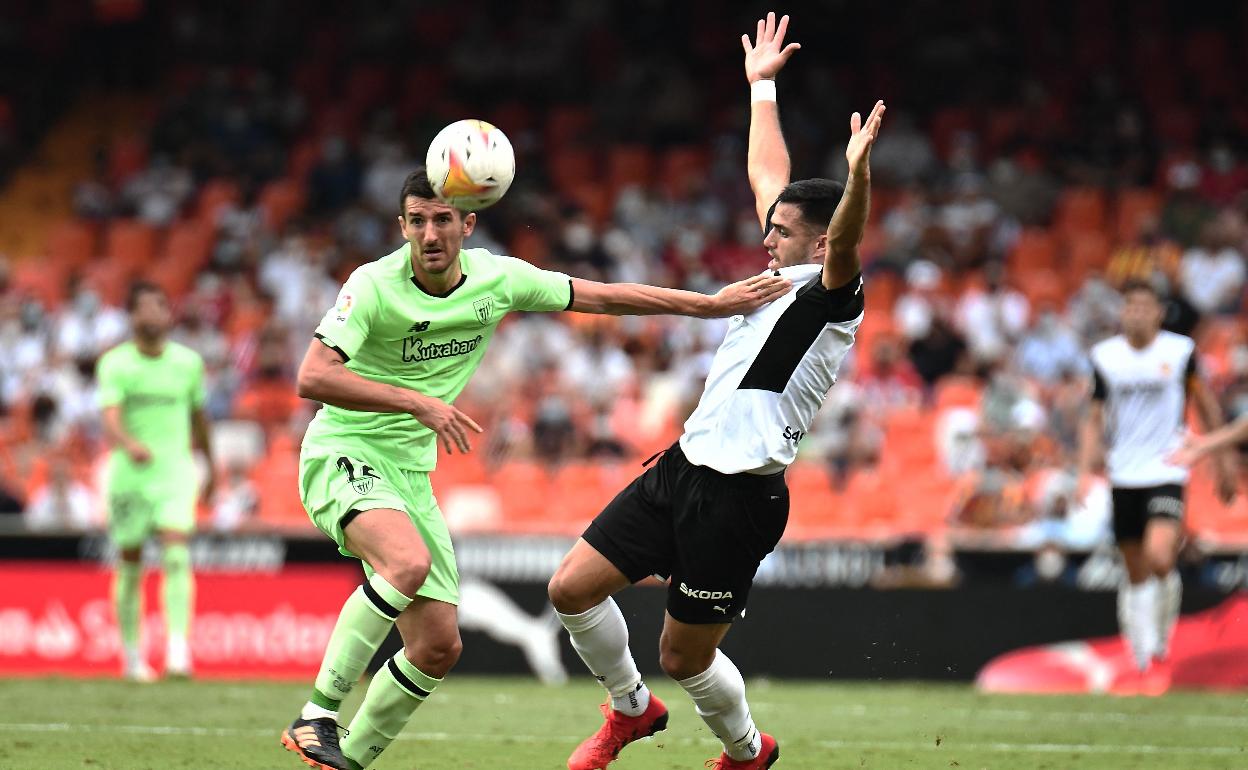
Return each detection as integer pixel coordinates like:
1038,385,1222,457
1146,548,1176,576
404,631,462,676
658,645,715,681
547,570,583,614
385,553,431,597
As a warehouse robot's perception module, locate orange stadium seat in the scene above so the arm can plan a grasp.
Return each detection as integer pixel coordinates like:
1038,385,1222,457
196,179,241,225
1009,228,1059,270
287,138,322,181
1014,267,1064,307
46,219,97,269
258,178,306,233
565,183,612,226
1053,187,1106,239
606,145,655,194
545,106,594,148
657,147,710,197
163,220,213,270
104,219,158,272
10,259,70,306
1115,188,1162,242
489,461,556,534
252,435,305,526
547,148,598,197
933,376,983,411
1063,230,1111,275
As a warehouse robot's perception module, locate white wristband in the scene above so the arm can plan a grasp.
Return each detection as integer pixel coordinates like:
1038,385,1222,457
750,79,777,103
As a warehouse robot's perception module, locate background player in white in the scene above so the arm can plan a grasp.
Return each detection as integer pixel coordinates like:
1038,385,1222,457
1078,281,1237,686
546,13,883,769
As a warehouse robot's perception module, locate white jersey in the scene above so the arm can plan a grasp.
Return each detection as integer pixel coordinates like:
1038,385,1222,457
680,263,864,474
1090,331,1197,488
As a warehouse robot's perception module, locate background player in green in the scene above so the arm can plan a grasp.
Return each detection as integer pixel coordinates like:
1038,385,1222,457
280,169,790,770
96,281,215,681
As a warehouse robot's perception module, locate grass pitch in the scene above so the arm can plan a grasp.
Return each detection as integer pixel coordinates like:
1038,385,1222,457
0,676,1245,769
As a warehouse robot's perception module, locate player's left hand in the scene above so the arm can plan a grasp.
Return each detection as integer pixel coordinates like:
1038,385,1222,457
846,100,886,176
1167,437,1208,468
710,273,791,317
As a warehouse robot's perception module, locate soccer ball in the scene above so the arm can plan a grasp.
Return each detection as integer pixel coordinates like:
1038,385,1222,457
425,119,515,211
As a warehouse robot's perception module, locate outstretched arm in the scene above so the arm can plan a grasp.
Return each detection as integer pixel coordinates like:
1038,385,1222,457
569,273,790,318
823,100,885,290
743,12,801,231
1173,414,1248,465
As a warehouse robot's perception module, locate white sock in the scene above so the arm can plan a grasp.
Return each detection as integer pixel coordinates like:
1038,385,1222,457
1125,579,1159,670
300,702,339,722
557,599,649,717
124,645,145,671
676,651,761,762
166,633,191,672
1156,570,1182,659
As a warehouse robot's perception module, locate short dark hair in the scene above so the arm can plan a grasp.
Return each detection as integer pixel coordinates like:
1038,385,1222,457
1121,278,1163,301
399,168,436,213
768,178,846,232
126,280,165,313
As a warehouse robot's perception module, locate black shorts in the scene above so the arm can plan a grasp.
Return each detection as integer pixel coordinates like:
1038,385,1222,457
1111,484,1185,542
581,443,789,624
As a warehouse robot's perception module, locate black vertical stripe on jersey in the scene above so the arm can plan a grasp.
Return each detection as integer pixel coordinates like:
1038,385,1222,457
737,272,864,393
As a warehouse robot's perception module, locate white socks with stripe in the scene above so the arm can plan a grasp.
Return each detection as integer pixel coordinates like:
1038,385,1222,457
677,650,762,762
557,599,651,717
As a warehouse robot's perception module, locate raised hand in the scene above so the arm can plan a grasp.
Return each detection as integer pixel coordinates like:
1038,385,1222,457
846,100,886,175
742,11,801,83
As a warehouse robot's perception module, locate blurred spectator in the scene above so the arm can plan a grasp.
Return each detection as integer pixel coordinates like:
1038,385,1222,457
858,336,922,411
212,461,260,532
121,154,193,226
908,316,969,391
954,265,1029,364
1066,272,1122,345
55,283,128,360
1179,219,1245,316
1014,308,1088,384
1105,217,1180,289
24,456,96,531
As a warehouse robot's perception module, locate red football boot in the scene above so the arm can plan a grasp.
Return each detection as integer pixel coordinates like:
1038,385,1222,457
567,694,668,770
705,732,780,769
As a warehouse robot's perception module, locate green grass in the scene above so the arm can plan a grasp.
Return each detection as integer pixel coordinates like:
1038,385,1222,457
0,676,1246,769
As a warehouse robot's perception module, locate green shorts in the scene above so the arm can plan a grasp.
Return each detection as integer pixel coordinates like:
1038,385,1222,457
299,449,458,606
106,467,197,550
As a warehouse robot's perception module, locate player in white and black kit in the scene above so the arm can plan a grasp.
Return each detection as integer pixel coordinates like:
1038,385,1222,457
1078,280,1237,685
546,14,882,770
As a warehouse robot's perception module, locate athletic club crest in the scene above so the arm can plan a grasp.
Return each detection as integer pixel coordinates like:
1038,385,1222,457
336,456,379,495
473,296,495,325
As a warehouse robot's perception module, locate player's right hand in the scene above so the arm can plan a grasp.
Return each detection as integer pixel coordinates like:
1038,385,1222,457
126,442,153,465
1167,438,1208,468
411,396,483,454
742,12,800,83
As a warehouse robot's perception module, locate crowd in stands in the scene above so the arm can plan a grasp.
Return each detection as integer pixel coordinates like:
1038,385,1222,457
1,0,1246,548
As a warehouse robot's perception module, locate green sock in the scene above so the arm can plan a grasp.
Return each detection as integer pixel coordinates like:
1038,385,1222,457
161,543,194,637
114,560,142,651
341,652,442,768
312,574,414,707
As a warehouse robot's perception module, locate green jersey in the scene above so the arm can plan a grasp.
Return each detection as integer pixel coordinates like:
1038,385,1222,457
96,340,205,481
303,244,572,470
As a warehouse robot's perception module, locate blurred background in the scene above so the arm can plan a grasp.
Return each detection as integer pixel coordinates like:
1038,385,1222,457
1,0,1247,688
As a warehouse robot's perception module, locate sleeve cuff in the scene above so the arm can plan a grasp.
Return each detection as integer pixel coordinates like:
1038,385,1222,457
313,333,351,362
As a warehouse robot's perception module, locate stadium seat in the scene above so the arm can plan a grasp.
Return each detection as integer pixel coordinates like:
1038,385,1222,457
45,219,97,269
10,258,70,306
657,147,710,198
1115,189,1162,242
1009,229,1059,270
196,179,241,225
933,377,983,411
104,219,158,273
545,106,594,149
1013,268,1064,308
1053,188,1106,239
258,178,306,233
108,133,148,186
489,461,557,534
547,149,599,198
606,145,655,194
1063,230,1111,278
162,220,213,270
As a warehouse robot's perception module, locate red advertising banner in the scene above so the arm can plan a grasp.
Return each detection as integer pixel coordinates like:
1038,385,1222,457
0,561,359,679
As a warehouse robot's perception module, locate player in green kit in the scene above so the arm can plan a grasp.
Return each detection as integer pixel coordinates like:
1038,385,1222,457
97,282,215,681
280,169,791,770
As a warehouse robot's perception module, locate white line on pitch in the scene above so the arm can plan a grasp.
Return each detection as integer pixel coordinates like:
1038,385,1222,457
750,702,1248,728
0,722,1242,756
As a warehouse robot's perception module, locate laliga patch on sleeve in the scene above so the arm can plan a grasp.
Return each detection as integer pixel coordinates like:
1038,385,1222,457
332,290,354,323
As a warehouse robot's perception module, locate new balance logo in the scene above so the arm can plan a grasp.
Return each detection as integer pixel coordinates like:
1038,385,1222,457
408,321,430,332
679,582,734,601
